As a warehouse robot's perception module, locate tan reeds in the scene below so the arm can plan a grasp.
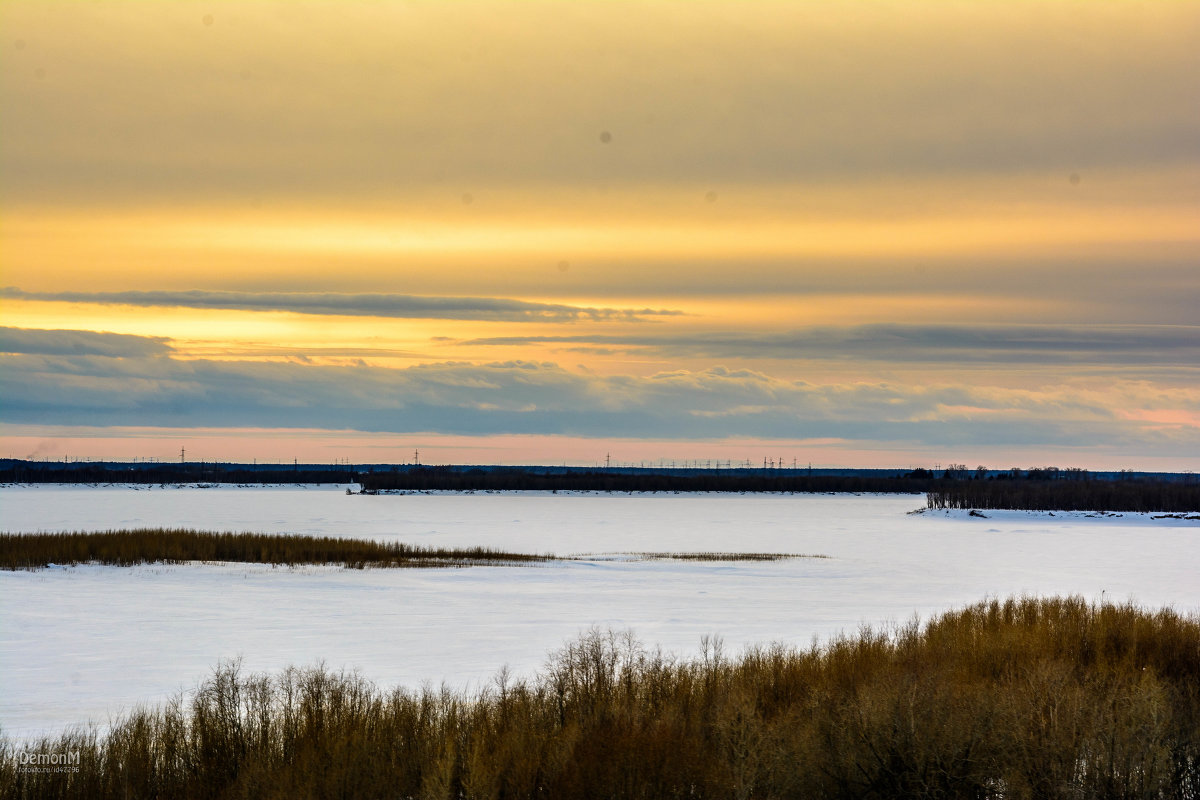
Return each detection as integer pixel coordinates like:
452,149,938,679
4,596,1199,799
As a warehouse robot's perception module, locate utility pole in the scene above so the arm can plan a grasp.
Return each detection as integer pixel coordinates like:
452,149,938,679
414,449,420,466
605,452,611,469
180,447,185,464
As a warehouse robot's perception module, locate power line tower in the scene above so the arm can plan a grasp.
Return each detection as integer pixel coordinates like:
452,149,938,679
605,452,611,469
414,449,420,466
180,447,185,464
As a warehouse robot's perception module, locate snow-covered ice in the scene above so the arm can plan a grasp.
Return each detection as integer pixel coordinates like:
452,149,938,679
2,485,1198,737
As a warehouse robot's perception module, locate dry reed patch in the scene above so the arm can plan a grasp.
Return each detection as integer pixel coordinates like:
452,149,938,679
0,529,555,570
4,597,1199,799
627,552,829,562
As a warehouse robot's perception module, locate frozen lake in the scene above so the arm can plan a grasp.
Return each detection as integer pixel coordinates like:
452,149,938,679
2,484,1199,737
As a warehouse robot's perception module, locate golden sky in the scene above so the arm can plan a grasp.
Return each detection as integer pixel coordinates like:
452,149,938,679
2,1,1198,467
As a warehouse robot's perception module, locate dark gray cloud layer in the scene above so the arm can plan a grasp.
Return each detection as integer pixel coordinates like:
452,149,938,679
0,288,680,323
463,324,1200,365
0,326,171,358
3,329,1197,453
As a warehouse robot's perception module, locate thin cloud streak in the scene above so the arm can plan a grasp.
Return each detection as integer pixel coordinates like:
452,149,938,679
0,288,682,323
461,324,1200,365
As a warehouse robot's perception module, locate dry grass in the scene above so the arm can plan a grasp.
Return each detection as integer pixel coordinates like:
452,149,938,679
627,551,829,562
0,529,554,570
1,532,834,571
4,596,1199,799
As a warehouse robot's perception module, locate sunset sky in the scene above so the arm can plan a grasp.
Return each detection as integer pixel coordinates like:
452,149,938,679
2,1,1198,468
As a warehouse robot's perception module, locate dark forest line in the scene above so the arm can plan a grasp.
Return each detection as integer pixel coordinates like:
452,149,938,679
4,460,1198,511
358,468,1200,512
927,480,1200,513
0,461,355,485
358,468,935,494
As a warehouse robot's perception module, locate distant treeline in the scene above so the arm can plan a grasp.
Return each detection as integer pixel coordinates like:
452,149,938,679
928,478,1200,512
5,461,1198,511
359,467,936,494
358,468,1200,509
0,462,355,485
6,597,1200,799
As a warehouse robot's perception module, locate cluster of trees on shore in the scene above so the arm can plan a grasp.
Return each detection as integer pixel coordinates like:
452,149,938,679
5,597,1199,799
928,477,1200,513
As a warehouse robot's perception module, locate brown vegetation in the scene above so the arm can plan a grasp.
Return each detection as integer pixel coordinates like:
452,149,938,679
0,529,554,570
629,552,829,562
1,530,835,570
4,596,1199,799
